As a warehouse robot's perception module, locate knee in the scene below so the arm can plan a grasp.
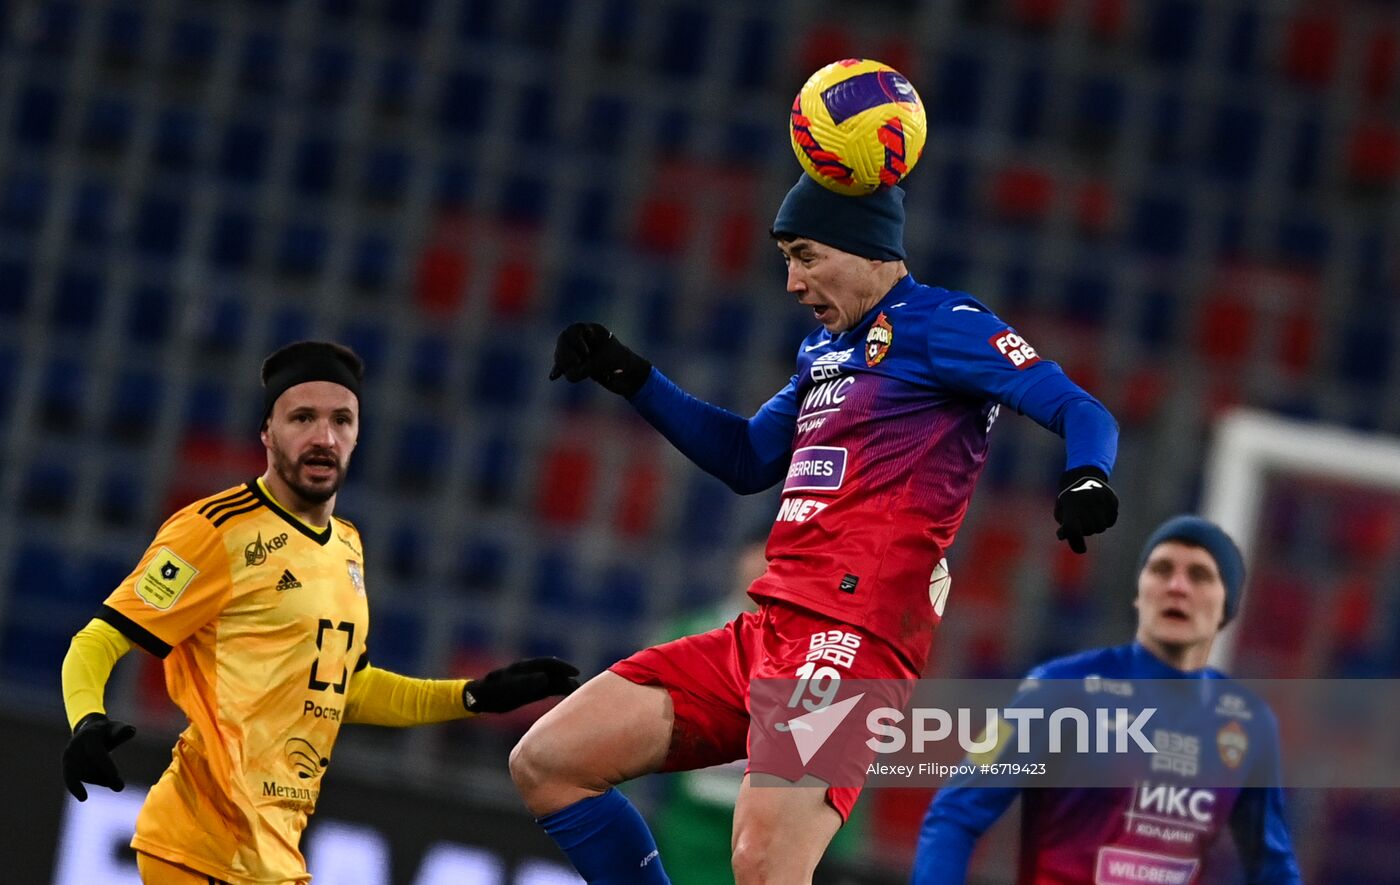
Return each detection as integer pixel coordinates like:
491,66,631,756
508,728,554,801
731,825,777,884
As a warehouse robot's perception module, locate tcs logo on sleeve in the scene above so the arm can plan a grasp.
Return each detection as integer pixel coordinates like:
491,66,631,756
988,329,1041,369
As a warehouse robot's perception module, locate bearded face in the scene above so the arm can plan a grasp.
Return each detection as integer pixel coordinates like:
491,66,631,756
261,382,358,507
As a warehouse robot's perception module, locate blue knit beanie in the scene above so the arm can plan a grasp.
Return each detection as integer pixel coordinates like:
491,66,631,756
771,175,906,260
1138,516,1245,624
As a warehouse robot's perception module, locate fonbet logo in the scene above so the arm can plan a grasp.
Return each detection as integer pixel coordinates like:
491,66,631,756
989,328,1040,369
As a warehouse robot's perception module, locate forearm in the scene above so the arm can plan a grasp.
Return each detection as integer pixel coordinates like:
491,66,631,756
345,665,473,727
62,619,132,730
1014,373,1118,473
629,369,789,494
912,817,978,885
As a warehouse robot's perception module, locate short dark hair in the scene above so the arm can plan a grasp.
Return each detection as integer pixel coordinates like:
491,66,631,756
261,341,364,386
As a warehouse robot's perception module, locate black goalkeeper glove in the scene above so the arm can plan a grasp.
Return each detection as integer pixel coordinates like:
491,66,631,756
548,323,652,398
1054,466,1119,554
62,713,136,801
463,658,581,714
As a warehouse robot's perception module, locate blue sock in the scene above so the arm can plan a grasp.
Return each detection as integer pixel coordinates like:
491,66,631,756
538,788,670,884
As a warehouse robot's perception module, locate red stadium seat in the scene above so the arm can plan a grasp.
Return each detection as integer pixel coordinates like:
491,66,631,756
1282,12,1341,89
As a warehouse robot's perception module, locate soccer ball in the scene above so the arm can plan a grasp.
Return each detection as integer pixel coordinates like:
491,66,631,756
789,59,927,196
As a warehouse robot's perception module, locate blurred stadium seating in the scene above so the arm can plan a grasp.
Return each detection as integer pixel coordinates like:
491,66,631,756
0,0,1397,880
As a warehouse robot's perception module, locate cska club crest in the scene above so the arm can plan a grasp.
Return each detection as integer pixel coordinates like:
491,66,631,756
866,312,893,366
1217,720,1248,769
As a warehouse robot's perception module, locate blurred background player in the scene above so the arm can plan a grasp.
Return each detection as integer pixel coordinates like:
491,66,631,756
913,515,1302,885
59,341,579,885
509,174,1120,883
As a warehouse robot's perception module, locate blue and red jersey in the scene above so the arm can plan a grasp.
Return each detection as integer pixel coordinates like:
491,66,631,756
629,274,1117,669
913,643,1302,885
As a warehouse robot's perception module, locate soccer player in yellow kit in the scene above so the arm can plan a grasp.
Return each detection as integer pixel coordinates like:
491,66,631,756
59,341,579,885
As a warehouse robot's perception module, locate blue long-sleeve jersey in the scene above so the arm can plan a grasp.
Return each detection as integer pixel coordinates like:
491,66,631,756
913,643,1302,885
628,274,1118,669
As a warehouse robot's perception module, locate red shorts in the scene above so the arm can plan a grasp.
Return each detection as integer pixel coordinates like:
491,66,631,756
609,600,919,822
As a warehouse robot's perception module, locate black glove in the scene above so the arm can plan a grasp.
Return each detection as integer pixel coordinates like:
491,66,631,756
1054,466,1118,554
548,323,652,398
62,713,136,801
463,658,581,714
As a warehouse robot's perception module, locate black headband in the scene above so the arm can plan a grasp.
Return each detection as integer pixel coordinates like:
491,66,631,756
263,352,361,420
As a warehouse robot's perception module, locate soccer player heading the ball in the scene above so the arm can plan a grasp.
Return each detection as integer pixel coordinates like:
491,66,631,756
512,174,1120,884
61,341,579,885
913,515,1302,884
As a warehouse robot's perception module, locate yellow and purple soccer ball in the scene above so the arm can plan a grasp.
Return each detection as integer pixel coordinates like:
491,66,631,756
789,59,927,196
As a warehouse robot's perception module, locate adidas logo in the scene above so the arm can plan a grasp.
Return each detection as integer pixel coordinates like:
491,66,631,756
276,569,303,592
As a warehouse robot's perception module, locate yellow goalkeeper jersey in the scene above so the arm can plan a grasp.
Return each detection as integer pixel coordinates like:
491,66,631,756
98,479,370,885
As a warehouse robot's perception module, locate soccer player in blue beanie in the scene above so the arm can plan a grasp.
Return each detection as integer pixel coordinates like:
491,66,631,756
913,515,1302,885
512,175,1121,883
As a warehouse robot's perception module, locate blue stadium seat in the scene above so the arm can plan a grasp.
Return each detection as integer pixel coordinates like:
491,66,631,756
69,180,113,245
936,159,971,221
208,207,255,269
572,188,614,245
351,232,393,291
339,321,386,372
1223,8,1261,78
319,0,357,17
1287,116,1323,191
392,419,448,491
193,294,244,357
1208,101,1263,183
638,285,675,352
1143,0,1201,67
1,167,50,232
13,82,62,147
1277,214,1331,268
10,541,71,602
29,1,81,56
531,548,583,611
409,332,450,392
365,605,424,672
497,174,547,226
926,248,971,292
1135,288,1178,353
582,94,628,152
678,474,731,549
0,256,32,319
1011,65,1049,143
270,305,312,346
521,0,570,50
434,160,475,208
383,0,432,36
362,145,410,203
40,357,86,432
515,83,556,147
1074,74,1126,152
931,52,984,130
1216,209,1246,256
388,523,425,580
277,221,328,276
594,564,646,622
474,343,529,408
153,107,201,171
1147,91,1186,166
107,368,162,443
219,121,271,185
730,16,774,90
1062,262,1112,327
166,16,217,77
1336,320,1391,389
724,121,769,168
22,460,75,517
100,5,144,67
0,621,76,685
0,345,19,425
1130,192,1190,258
50,265,105,334
593,0,634,62
655,4,710,79
556,274,607,324
456,0,498,42
307,42,354,106
998,259,1035,313
81,95,134,153
238,31,283,96
457,537,507,592
133,192,187,259
437,69,491,135
183,378,228,433
704,298,753,356
292,136,337,197
377,56,418,115
472,431,517,506
652,106,691,154
98,469,142,525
